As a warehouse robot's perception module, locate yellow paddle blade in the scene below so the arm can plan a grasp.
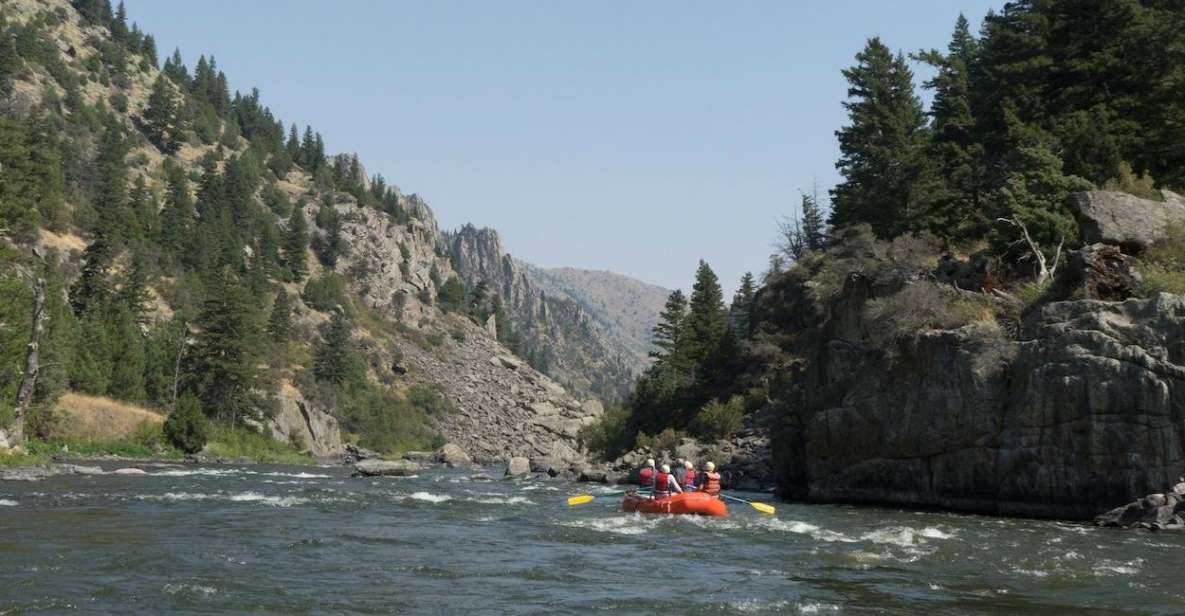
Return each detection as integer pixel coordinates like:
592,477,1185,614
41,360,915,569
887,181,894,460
749,501,776,515
567,494,595,506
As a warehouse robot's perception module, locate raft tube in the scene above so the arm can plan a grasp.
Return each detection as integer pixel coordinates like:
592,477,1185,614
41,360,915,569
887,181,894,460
621,491,728,517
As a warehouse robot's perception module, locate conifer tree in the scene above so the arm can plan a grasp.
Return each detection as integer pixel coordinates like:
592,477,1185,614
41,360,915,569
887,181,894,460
159,161,194,264
682,260,734,384
729,272,757,337
830,38,928,237
111,1,128,43
284,206,309,281
93,119,130,238
141,34,158,68
0,29,20,96
649,289,687,364
70,236,113,316
914,14,986,238
162,48,189,87
267,290,291,343
314,311,358,386
800,192,826,251
116,251,152,324
107,306,146,402
286,123,301,162
186,268,266,423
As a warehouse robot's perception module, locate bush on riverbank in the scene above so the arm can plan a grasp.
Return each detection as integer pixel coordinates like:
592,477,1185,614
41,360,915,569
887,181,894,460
202,423,311,464
163,394,209,454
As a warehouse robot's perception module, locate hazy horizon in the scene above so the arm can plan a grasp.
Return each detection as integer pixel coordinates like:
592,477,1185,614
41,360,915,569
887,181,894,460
124,0,1001,294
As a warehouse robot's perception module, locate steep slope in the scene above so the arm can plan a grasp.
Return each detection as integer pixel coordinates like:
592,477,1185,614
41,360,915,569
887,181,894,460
447,225,641,403
0,0,600,468
525,264,669,364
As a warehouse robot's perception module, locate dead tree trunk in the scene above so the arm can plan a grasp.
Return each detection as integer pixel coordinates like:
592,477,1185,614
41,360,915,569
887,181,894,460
11,278,47,446
998,216,1064,284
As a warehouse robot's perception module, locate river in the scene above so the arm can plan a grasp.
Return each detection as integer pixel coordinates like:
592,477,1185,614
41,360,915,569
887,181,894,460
0,462,1180,615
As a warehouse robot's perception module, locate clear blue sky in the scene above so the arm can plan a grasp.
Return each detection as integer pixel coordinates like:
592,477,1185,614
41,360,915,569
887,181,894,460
124,0,1002,294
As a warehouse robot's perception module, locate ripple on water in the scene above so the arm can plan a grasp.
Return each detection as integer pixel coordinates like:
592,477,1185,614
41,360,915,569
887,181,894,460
135,491,313,507
0,499,17,506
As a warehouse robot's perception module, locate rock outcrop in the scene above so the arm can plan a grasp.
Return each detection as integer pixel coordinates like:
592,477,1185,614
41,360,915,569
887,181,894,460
266,382,345,459
1070,190,1185,251
773,270,1185,519
1096,481,1185,530
447,225,642,402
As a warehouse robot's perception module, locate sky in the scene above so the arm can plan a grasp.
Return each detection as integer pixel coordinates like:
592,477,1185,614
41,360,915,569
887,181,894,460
124,0,1003,295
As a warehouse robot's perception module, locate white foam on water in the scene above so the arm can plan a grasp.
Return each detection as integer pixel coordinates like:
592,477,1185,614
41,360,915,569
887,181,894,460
564,515,654,536
928,583,943,591
797,603,841,614
163,583,217,597
1012,568,1050,578
137,492,311,507
470,496,532,505
1093,558,1143,576
477,515,498,522
408,491,451,503
153,468,241,477
860,526,954,547
261,472,331,479
756,518,856,543
730,599,791,613
0,499,17,506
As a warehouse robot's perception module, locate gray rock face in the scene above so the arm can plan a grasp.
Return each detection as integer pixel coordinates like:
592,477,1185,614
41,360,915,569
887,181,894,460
778,269,1185,519
266,383,345,458
1070,190,1185,250
353,459,421,477
505,456,530,478
447,224,642,403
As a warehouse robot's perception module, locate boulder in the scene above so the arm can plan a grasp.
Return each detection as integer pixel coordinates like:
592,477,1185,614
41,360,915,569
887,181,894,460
490,355,522,370
580,399,605,417
435,443,472,468
529,401,560,416
504,456,530,478
343,444,382,464
401,451,436,463
353,459,420,477
1070,190,1185,251
529,457,559,477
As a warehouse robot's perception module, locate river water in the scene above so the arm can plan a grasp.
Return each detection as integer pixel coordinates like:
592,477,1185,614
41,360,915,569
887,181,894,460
0,463,1180,615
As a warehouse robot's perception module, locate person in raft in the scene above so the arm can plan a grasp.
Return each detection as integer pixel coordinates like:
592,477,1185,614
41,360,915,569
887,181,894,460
699,461,722,496
673,458,690,489
638,458,656,490
652,464,683,499
681,460,697,491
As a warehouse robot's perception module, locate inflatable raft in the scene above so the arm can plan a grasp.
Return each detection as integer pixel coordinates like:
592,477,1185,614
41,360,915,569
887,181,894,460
621,491,728,517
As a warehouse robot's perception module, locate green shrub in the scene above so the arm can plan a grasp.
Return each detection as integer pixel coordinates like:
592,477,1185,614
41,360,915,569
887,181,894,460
1136,263,1185,296
1135,223,1185,297
1103,162,1161,201
577,406,632,460
204,422,308,463
635,427,687,456
863,282,995,354
302,272,351,313
163,393,209,454
691,396,745,441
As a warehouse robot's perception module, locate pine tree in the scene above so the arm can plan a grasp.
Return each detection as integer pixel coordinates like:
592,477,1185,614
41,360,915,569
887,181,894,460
70,236,113,315
729,272,757,337
284,206,309,281
286,123,301,162
650,289,687,364
141,34,158,68
111,1,128,43
683,260,732,383
0,28,20,96
314,311,358,386
159,161,194,264
93,119,130,238
162,48,189,87
800,191,826,251
829,38,929,238
185,268,266,423
914,14,986,238
116,251,152,324
438,276,466,312
267,290,291,343
107,306,146,402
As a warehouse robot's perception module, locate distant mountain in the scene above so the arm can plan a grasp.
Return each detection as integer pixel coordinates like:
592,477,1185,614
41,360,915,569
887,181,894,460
447,226,668,404
525,265,669,365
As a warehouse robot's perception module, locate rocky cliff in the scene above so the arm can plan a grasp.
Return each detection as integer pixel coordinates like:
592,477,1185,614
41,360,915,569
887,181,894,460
1,0,606,467
764,191,1185,520
447,225,640,402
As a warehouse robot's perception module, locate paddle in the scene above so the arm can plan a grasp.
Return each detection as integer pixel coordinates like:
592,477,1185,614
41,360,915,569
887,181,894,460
720,493,777,515
567,489,651,506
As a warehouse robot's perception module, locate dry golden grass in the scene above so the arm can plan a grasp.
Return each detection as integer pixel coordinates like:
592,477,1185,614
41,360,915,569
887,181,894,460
37,229,87,253
52,393,164,441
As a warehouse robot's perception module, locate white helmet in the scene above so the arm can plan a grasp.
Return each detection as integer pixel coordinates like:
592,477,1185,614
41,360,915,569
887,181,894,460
645,458,655,467
705,461,715,471
660,464,671,473
684,460,694,470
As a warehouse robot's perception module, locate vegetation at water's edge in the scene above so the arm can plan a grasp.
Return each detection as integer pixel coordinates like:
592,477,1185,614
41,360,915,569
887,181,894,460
582,1,1185,461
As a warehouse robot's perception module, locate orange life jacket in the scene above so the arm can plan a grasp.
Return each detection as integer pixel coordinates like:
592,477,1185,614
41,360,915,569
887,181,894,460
638,467,655,487
700,471,721,495
654,472,674,497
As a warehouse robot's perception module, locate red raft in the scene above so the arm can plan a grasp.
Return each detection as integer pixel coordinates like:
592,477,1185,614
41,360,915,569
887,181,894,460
621,491,728,517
